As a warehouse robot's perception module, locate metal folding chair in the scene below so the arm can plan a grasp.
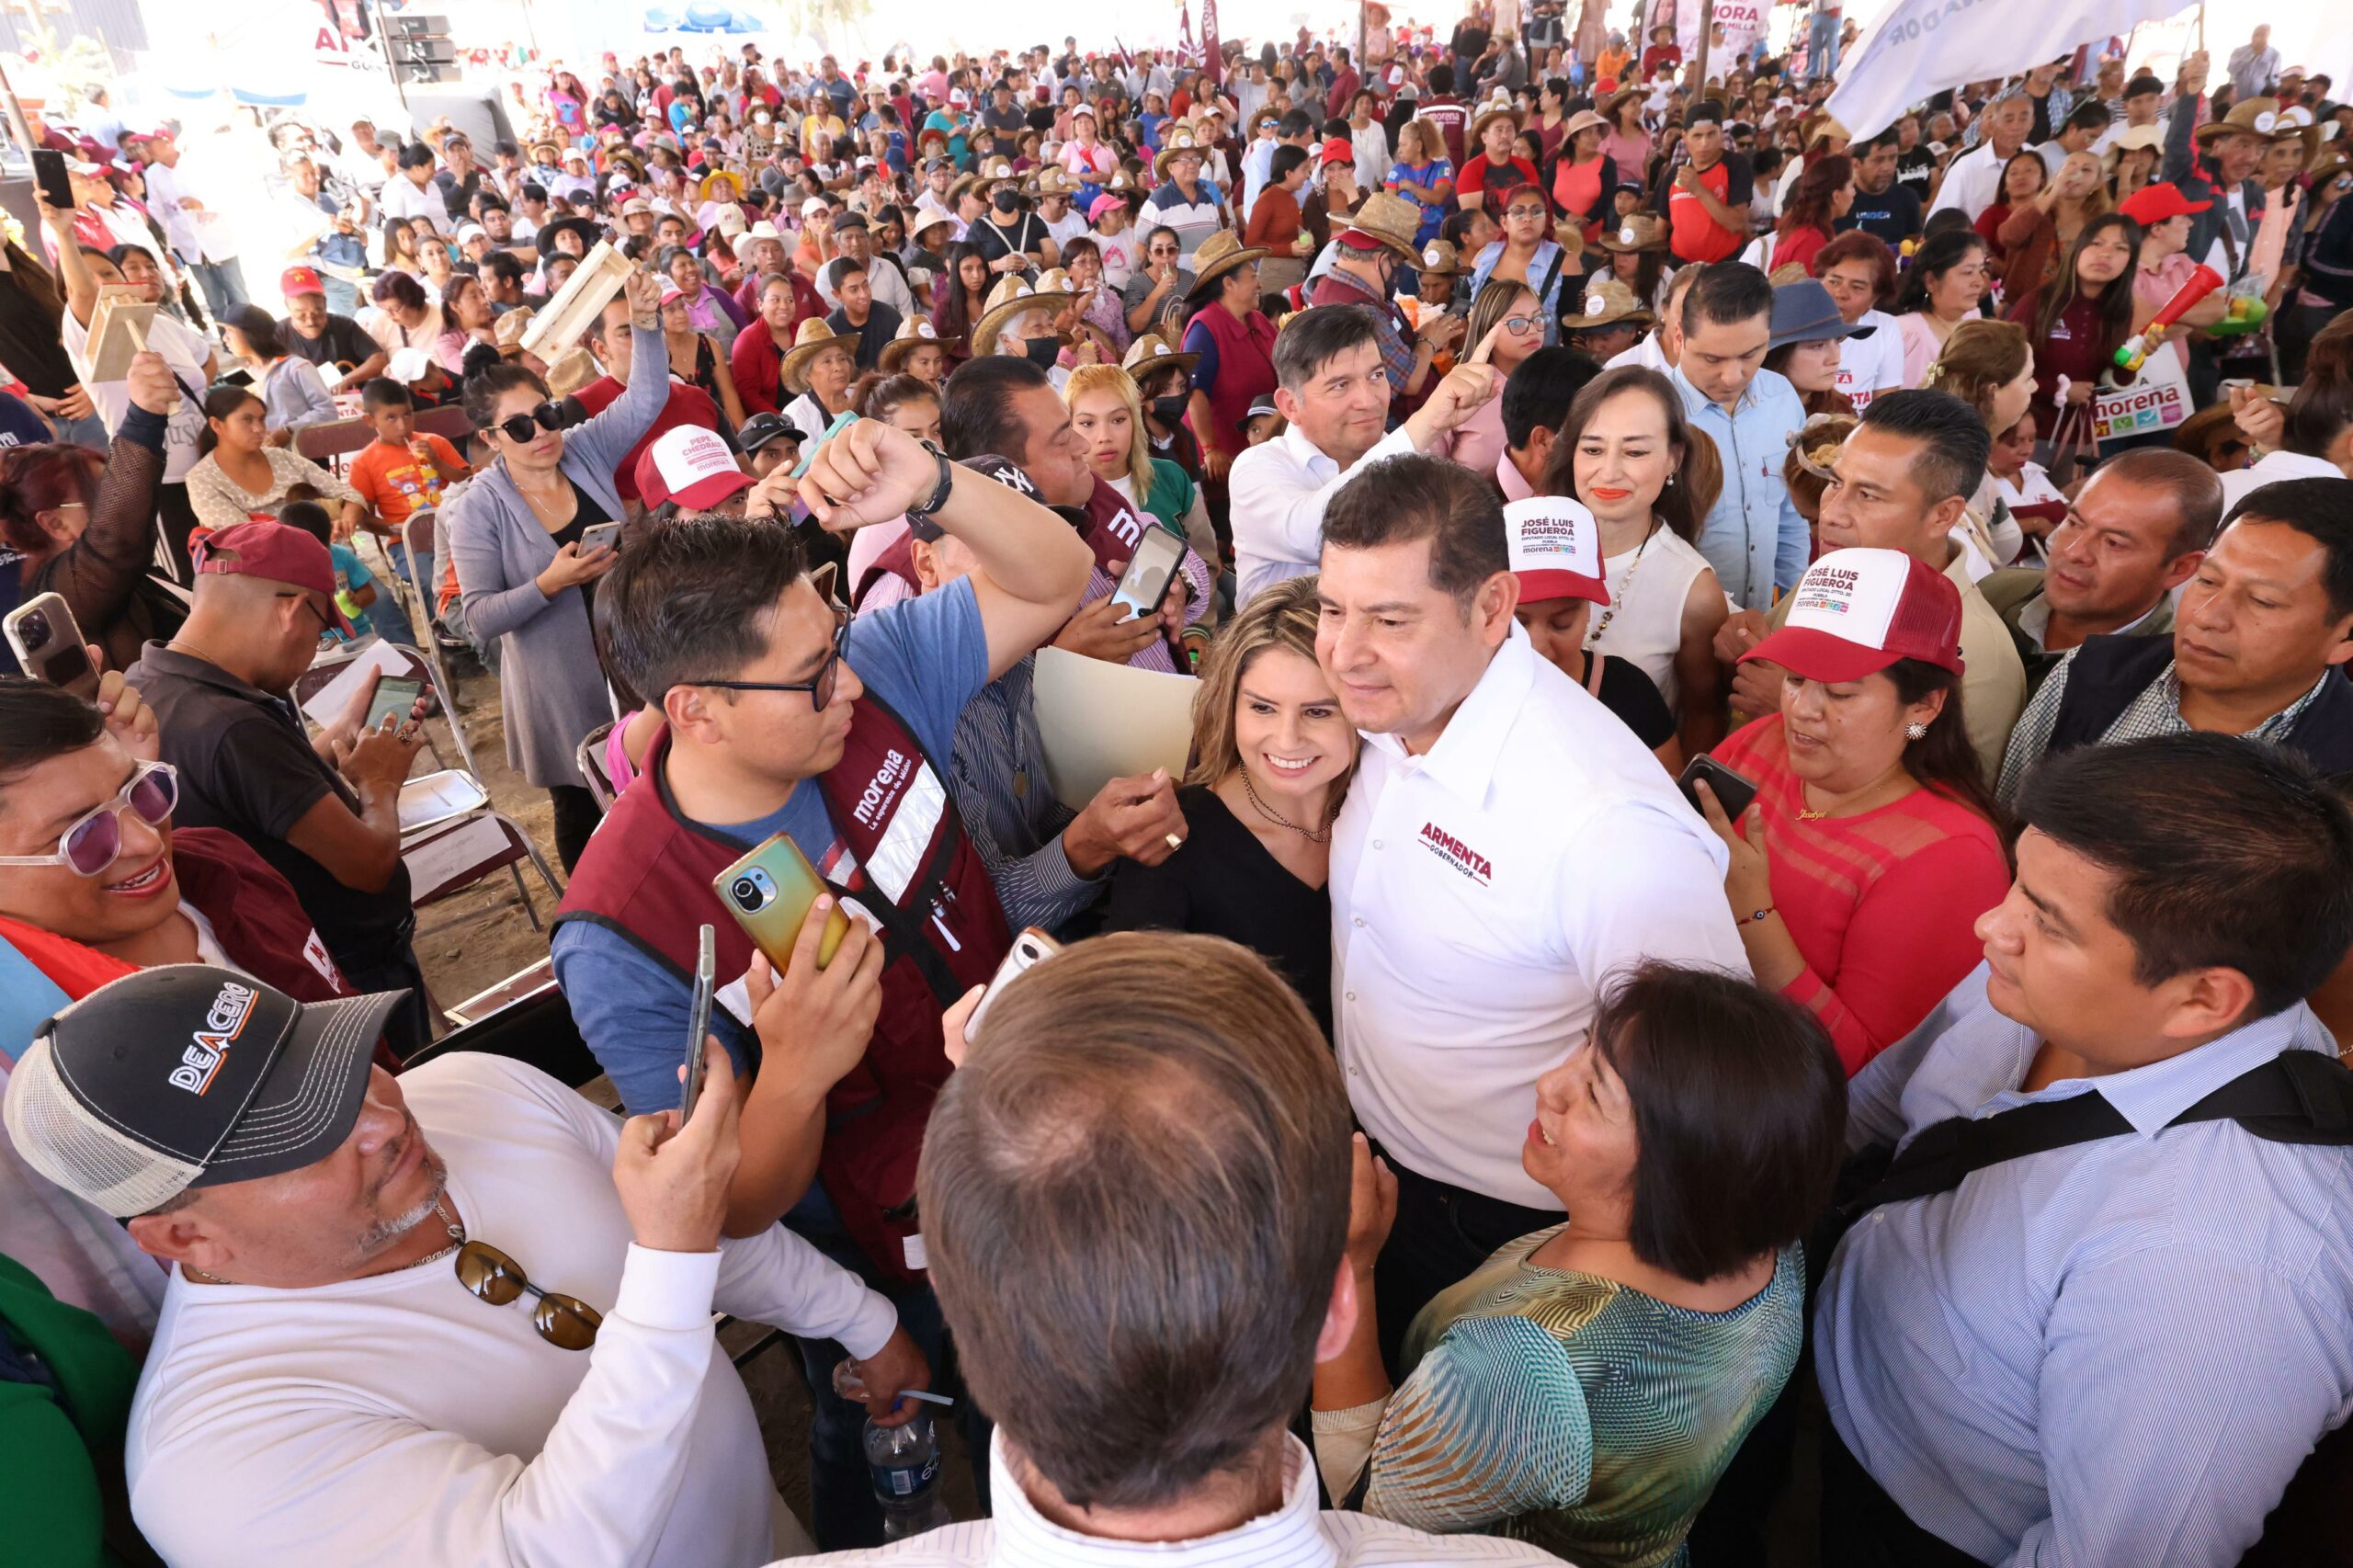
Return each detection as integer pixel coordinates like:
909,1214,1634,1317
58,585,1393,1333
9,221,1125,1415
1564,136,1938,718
404,807,565,937
401,507,485,778
576,720,619,812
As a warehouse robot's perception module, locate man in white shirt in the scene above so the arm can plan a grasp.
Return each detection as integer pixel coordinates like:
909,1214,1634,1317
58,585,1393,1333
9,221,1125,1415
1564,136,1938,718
1927,94,2033,221
797,934,1559,1568
138,127,250,321
1230,305,1496,603
1,967,927,1568
1314,454,1750,1366
1606,258,1697,373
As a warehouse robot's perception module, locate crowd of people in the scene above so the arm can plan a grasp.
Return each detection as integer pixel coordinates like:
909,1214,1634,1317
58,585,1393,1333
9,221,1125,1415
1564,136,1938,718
5,9,2353,1567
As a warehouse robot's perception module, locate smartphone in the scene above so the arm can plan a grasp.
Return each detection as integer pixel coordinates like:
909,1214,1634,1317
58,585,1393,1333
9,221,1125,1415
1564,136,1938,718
31,148,73,211
4,593,99,699
1677,756,1760,823
576,520,622,554
713,832,851,972
1108,525,1188,622
964,927,1063,1042
681,924,715,1119
790,409,860,480
364,676,424,732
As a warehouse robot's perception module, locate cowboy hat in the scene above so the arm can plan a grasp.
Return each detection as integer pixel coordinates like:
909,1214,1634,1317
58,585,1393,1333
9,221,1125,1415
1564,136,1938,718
1154,129,1209,179
910,206,959,242
1120,330,1200,379
2197,97,2283,143
1561,108,1609,144
1560,278,1655,332
2103,123,2166,170
608,147,646,179
779,318,854,391
971,275,1076,356
1471,91,1523,143
543,346,600,399
1034,165,1076,197
1415,239,1464,277
1336,190,1423,262
528,140,563,164
1598,211,1669,252
1184,230,1270,299
699,168,745,204
877,316,944,373
1802,111,1852,148
494,306,538,353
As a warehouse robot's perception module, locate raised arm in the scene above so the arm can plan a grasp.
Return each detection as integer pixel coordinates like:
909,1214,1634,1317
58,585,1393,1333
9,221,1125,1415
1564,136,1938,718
40,357,169,655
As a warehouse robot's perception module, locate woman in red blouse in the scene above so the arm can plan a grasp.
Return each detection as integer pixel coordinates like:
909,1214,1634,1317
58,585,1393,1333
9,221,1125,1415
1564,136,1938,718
1694,547,2009,1074
1547,109,1617,246
2006,213,2141,437
1768,154,1854,276
1972,152,2048,274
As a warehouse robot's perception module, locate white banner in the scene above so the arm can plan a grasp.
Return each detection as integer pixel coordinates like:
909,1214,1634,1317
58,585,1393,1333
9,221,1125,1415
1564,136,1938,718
1824,0,2193,141
1677,0,1768,71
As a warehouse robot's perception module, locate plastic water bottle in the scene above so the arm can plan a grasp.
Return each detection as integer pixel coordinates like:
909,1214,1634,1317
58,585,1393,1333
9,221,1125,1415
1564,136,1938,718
833,1361,952,1539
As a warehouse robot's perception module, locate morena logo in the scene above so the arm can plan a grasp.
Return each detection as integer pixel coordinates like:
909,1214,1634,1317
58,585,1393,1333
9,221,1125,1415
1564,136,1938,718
1417,821,1493,885
854,747,913,830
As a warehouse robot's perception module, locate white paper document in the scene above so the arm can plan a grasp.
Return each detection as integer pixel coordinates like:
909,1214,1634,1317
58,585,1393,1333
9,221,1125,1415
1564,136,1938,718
1032,646,1197,811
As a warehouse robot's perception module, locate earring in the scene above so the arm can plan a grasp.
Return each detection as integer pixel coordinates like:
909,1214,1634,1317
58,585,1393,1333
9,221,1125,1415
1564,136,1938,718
1665,472,1676,486
1905,722,1927,740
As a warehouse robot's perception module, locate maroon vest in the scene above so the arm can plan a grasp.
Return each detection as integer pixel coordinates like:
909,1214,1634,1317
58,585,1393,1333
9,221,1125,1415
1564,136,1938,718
1185,301,1279,457
554,694,1011,1281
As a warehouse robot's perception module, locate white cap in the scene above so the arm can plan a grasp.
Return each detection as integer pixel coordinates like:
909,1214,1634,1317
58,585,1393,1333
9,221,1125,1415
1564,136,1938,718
1503,497,1609,607
385,347,435,382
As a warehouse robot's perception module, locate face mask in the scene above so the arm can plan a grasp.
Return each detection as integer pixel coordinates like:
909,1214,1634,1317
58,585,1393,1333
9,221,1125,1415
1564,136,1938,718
1024,335,1062,369
1149,392,1188,425
993,190,1021,214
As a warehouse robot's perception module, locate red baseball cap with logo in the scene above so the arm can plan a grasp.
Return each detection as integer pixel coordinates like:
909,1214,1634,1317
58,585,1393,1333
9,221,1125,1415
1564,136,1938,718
1742,547,1963,684
2116,182,2211,227
1320,135,1355,167
1504,497,1609,608
635,424,754,511
191,521,356,635
279,265,327,300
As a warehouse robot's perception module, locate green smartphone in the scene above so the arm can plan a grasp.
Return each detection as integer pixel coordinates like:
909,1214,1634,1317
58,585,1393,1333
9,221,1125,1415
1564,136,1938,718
712,832,852,971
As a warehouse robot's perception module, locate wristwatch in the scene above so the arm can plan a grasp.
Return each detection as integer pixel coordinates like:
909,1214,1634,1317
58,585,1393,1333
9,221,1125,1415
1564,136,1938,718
905,439,957,522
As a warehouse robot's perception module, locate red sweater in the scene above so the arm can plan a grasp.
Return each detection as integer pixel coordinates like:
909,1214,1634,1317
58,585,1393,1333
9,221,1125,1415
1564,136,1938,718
1713,718,2011,1074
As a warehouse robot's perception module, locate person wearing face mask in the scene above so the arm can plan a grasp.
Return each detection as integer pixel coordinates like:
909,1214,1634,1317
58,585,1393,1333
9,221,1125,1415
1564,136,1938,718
970,273,1079,389
1309,192,1466,403
970,175,1049,279
1124,333,1207,481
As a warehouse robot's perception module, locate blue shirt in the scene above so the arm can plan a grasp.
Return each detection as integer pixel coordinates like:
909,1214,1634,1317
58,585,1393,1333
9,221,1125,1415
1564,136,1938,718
328,542,377,639
1670,364,1810,611
1815,963,2353,1567
550,580,990,1115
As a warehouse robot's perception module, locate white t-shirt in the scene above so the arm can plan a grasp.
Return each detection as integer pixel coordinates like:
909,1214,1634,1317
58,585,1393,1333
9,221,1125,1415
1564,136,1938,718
1835,309,1908,410
125,1054,897,1568
1094,225,1142,290
61,307,213,483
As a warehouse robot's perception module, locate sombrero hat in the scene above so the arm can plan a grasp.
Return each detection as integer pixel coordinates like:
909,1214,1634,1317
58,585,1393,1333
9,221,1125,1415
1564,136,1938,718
2269,104,2322,166
1560,278,1655,332
877,316,944,373
1336,190,1422,262
779,318,853,390
608,147,646,180
1154,128,1209,179
2103,124,2165,170
1120,330,1199,379
1415,239,1464,277
1598,211,1669,253
971,275,1075,356
1471,91,1523,143
529,140,563,165
2197,96,2282,143
1184,230,1270,300
699,168,745,204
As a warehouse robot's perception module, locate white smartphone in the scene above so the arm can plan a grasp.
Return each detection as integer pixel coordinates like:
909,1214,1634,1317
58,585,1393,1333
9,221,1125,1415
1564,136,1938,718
964,927,1063,1042
577,520,623,554
1108,526,1188,622
681,925,716,1119
4,593,100,699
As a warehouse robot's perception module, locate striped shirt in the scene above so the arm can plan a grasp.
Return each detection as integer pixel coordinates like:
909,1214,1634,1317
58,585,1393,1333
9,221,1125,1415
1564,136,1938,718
1815,965,2353,1566
944,654,1098,933
798,1432,1564,1567
1995,655,2330,804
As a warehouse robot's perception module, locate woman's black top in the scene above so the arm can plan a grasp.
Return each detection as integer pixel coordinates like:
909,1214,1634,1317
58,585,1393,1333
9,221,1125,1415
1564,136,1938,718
1102,784,1334,1039
548,482,613,613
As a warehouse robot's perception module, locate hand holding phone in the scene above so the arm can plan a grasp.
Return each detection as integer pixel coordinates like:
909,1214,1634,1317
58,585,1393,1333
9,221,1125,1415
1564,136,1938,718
682,926,716,1120
5,594,100,699
364,676,425,733
31,149,74,213
715,833,852,972
576,520,623,555
1108,526,1188,623
1677,756,1760,824
964,928,1062,1044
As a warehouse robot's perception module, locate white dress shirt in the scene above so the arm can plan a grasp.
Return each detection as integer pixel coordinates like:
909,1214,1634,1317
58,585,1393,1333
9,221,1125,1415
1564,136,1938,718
1331,630,1751,1208
2217,446,2343,514
794,1431,1563,1567
1926,140,2009,222
142,158,238,264
1230,422,1421,605
379,171,458,235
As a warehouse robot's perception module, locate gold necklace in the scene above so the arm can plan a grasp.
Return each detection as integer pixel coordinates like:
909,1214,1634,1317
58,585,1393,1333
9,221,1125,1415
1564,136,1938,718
1239,767,1330,843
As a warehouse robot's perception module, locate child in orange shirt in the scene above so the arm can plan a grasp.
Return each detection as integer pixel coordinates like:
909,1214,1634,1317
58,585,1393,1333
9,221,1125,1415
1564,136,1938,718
346,377,471,614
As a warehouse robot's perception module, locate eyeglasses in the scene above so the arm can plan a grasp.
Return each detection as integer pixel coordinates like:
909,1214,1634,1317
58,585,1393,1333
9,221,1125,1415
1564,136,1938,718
0,760,178,877
1501,314,1543,335
454,1241,603,1350
680,601,851,710
277,590,336,640
494,402,572,444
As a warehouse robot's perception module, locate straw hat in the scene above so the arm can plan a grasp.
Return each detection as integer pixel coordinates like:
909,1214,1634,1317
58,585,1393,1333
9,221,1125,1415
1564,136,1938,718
779,318,853,391
2103,124,2165,170
2270,105,2323,167
1154,128,1209,179
1121,330,1200,379
543,346,600,398
699,168,745,204
608,147,646,180
1034,165,1076,198
1597,86,1641,124
1337,190,1423,261
1802,111,1853,149
909,206,959,244
494,306,537,353
1471,90,1523,143
975,155,1017,186
877,316,943,373
1416,240,1464,277
1599,210,1675,250
528,140,563,165
1562,108,1609,145
1185,230,1269,299
2197,96,2282,143
2310,153,2353,190
1033,267,1090,299
1560,278,1654,332
971,275,1075,355
1106,166,1138,192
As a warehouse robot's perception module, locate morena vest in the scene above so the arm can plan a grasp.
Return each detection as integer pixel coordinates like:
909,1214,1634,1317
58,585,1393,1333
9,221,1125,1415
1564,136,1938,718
2048,633,2353,775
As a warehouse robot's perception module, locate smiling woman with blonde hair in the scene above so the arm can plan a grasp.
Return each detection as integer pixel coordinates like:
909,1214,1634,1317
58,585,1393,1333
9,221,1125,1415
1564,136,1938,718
1102,575,1356,1037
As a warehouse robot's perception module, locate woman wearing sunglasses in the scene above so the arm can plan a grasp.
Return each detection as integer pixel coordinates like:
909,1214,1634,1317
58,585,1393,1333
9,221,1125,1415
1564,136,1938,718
443,268,671,871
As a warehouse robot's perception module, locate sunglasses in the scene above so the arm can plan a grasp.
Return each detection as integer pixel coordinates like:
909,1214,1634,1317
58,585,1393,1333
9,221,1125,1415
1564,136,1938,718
682,600,851,710
494,402,573,444
0,760,178,878
454,1241,604,1350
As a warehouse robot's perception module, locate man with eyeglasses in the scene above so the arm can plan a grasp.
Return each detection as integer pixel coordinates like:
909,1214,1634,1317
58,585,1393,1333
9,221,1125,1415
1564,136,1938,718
551,419,1092,1549
2,960,926,1568
125,522,436,1058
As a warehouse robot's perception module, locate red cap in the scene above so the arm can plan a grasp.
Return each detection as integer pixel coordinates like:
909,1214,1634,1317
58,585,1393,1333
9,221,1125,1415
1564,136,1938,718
634,424,754,511
191,521,356,635
2116,181,2211,227
1505,497,1609,608
279,265,326,300
1742,548,1963,683
1320,135,1355,166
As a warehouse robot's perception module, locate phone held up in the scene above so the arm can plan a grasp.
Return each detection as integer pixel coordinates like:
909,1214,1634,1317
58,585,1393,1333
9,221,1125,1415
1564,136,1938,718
681,925,716,1120
575,520,623,556
713,832,852,974
964,927,1063,1043
4,593,100,699
31,149,74,212
1676,756,1760,824
1109,525,1188,623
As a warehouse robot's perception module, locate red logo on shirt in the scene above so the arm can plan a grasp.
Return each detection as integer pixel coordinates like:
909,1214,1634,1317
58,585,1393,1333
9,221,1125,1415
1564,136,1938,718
1417,822,1493,885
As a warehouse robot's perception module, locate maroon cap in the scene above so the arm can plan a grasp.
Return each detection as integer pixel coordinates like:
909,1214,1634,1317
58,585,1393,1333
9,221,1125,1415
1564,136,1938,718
1742,548,1962,684
191,521,356,635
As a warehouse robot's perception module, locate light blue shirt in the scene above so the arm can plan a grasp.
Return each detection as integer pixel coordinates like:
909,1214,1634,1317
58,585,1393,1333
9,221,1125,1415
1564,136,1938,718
1815,963,2353,1567
1670,364,1809,611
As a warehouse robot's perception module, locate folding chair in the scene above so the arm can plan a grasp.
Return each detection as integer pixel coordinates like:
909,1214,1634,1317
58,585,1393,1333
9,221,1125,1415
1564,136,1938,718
293,416,379,465
577,720,619,812
403,806,565,937
400,507,485,778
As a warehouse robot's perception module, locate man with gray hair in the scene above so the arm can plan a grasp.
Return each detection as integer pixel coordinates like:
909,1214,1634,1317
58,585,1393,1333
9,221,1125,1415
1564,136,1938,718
1228,305,1496,603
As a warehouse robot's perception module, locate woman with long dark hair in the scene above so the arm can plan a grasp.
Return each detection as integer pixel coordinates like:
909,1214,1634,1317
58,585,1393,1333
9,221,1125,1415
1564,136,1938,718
929,241,992,364
1769,153,1854,275
2007,212,2141,438
184,385,364,539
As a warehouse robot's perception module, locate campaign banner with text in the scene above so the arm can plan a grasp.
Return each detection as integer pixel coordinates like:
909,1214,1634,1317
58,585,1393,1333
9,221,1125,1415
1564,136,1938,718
1678,0,1768,69
2091,342,2194,443
1824,0,2191,140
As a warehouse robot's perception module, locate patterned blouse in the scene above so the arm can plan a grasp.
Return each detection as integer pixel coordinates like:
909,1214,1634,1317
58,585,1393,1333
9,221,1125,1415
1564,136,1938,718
1327,1232,1805,1568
